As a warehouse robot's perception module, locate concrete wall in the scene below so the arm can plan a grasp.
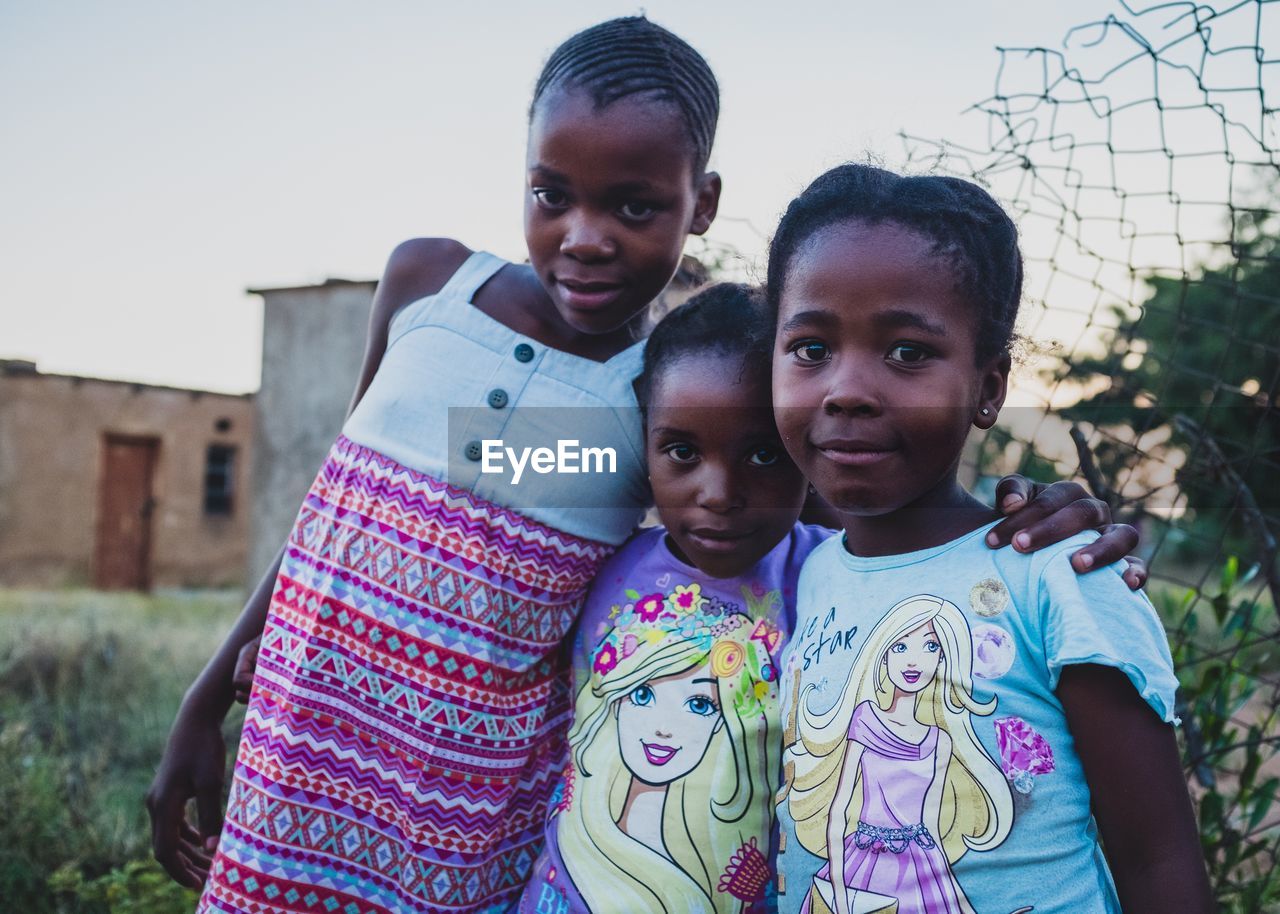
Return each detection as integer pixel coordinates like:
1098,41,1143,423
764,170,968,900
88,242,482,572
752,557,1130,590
247,280,373,583
0,363,255,587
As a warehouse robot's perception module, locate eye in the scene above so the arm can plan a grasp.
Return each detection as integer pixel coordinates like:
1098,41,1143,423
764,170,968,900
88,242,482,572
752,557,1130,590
789,340,830,363
619,201,658,221
887,343,933,365
531,187,568,210
890,642,907,654
628,685,655,707
662,443,698,464
925,640,941,653
685,695,719,717
748,446,781,467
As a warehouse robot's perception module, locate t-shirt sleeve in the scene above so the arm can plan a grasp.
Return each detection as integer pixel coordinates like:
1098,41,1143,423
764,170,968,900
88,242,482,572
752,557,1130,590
1038,542,1180,724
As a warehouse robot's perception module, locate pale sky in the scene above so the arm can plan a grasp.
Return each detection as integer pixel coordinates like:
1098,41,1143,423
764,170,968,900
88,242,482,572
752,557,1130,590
1,0,1171,394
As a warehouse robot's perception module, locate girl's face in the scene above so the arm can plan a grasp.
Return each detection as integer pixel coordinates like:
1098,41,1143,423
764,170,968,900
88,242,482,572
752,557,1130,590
772,220,1008,517
524,89,721,336
615,662,724,785
883,621,944,693
647,357,808,578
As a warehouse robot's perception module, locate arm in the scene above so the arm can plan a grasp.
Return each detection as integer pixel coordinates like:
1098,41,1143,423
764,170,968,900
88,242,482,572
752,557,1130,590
147,237,472,887
826,741,864,914
1058,664,1213,914
146,546,283,887
986,476,1147,589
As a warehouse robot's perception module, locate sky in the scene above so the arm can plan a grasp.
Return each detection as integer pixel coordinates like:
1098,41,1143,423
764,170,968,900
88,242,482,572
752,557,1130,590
0,0,1176,394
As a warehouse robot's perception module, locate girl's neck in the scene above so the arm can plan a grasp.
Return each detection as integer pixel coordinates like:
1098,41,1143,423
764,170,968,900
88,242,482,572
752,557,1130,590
840,475,997,558
475,264,645,363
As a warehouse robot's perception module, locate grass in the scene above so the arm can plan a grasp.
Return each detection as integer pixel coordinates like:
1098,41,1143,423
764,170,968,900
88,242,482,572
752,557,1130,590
0,589,245,913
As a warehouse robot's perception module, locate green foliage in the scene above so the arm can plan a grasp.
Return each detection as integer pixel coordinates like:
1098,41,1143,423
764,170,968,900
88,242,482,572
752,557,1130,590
48,860,198,914
1155,559,1280,912
0,590,243,914
1063,206,1280,560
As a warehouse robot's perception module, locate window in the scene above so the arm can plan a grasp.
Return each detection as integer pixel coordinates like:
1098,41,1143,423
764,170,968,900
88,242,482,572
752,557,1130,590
204,445,236,516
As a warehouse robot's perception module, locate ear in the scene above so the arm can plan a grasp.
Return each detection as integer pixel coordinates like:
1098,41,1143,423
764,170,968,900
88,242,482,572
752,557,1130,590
974,351,1011,430
689,171,721,236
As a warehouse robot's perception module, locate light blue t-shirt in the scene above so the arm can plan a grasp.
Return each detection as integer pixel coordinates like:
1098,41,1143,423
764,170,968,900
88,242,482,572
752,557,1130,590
774,521,1178,914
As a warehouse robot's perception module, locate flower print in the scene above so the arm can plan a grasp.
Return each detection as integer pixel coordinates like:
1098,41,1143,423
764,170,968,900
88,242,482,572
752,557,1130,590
717,836,768,902
593,642,619,676
634,593,666,623
972,623,1016,680
751,581,767,598
667,583,706,615
710,640,745,677
620,633,640,659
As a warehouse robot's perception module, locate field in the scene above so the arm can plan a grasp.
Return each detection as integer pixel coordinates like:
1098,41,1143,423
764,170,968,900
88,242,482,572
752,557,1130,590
2,584,1276,912
0,589,245,914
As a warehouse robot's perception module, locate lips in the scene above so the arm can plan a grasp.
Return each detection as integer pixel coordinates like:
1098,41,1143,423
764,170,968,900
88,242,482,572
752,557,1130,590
641,741,680,766
812,436,895,467
902,670,921,683
686,526,753,554
556,276,626,310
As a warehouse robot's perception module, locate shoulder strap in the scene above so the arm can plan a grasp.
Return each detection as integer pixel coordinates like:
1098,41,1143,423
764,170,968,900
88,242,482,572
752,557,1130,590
436,250,506,302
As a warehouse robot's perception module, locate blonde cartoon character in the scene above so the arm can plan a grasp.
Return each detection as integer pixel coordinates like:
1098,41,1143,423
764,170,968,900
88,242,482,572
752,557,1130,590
786,595,1013,914
556,589,782,914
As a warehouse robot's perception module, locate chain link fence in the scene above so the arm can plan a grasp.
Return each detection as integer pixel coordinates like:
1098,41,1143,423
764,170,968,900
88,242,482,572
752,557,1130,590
903,2,1279,908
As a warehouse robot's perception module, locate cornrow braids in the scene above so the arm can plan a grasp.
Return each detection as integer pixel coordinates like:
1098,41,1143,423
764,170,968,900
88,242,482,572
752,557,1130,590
766,164,1024,364
635,283,772,410
531,17,720,175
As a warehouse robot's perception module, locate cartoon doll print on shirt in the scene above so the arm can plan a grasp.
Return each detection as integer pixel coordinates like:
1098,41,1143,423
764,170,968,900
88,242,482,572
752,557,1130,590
553,581,783,914
784,595,1016,914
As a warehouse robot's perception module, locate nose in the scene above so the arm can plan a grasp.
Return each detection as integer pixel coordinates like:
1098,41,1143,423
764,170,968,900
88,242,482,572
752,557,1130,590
560,211,616,262
696,464,742,513
822,357,882,416
655,726,672,738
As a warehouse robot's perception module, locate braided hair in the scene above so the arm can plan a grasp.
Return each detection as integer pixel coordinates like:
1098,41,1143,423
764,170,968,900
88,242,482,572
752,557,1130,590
531,17,720,175
634,283,772,410
766,164,1024,364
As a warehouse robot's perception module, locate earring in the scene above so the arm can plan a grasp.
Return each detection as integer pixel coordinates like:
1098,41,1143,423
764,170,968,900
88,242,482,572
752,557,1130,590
807,483,817,496
980,408,991,416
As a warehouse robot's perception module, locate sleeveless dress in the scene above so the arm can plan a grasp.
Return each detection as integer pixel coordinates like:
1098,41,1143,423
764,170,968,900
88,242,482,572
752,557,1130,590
802,703,962,914
198,252,649,914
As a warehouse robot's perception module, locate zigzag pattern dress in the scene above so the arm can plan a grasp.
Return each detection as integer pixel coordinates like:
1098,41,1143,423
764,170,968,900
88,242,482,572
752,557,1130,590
198,252,649,914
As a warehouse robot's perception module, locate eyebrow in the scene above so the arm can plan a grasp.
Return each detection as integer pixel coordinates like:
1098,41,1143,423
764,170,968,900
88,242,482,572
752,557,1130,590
778,310,837,334
873,309,947,337
649,426,697,438
529,165,661,195
691,678,717,686
779,308,946,337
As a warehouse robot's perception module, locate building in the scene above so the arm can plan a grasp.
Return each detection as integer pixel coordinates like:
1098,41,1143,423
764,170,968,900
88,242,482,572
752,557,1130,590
246,279,375,581
0,359,255,589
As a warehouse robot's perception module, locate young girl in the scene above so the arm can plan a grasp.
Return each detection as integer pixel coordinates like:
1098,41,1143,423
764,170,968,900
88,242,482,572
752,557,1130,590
768,164,1212,914
146,19,1147,914
519,284,828,914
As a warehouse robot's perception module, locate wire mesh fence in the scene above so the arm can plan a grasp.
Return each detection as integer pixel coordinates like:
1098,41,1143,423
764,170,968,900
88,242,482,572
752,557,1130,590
904,2,1279,907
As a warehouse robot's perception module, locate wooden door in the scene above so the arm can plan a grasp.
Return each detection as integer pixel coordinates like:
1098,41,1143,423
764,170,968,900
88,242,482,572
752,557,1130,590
94,435,159,590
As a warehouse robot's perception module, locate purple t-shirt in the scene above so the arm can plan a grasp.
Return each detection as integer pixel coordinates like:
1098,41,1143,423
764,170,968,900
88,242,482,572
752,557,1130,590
519,523,832,914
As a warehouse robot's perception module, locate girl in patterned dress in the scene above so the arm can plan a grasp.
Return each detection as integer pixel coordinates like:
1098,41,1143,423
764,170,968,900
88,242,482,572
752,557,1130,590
147,19,1147,914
